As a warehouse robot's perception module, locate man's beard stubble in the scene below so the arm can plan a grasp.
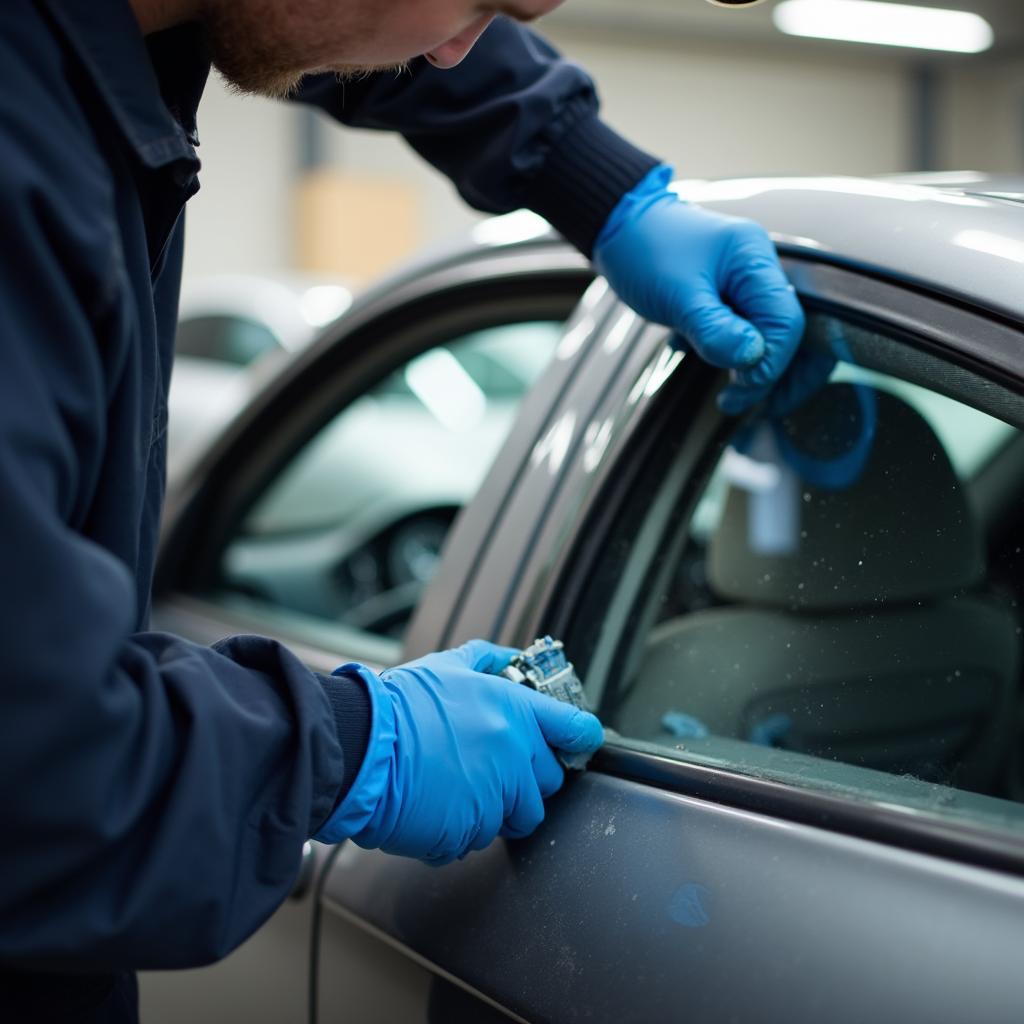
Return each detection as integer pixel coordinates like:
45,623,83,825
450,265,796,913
200,0,409,99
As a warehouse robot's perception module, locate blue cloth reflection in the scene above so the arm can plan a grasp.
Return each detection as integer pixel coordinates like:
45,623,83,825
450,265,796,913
738,325,878,493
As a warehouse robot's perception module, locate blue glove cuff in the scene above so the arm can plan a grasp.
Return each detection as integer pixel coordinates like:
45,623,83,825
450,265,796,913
313,664,397,845
594,163,676,256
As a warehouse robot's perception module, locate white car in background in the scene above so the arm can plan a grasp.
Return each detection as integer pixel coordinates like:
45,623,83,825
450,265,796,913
169,273,353,480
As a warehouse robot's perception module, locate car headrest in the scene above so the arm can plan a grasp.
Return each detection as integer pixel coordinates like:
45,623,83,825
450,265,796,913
709,383,985,611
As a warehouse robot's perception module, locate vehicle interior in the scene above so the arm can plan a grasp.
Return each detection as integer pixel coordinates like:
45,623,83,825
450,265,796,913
576,311,1024,822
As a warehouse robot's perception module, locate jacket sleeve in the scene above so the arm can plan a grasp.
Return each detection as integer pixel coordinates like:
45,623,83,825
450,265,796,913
0,83,369,972
291,17,660,256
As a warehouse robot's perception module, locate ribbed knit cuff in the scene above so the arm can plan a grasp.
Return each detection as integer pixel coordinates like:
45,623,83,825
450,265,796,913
317,670,372,805
523,113,660,258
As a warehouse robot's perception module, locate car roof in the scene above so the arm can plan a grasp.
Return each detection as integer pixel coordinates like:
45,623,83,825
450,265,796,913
178,273,353,351
409,177,1024,328
675,174,1024,325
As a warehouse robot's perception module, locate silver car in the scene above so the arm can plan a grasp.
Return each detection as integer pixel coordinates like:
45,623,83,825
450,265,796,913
148,181,1024,1024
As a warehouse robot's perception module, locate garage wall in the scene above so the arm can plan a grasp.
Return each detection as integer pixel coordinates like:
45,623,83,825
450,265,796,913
181,25,1015,284
944,57,1024,172
541,28,911,179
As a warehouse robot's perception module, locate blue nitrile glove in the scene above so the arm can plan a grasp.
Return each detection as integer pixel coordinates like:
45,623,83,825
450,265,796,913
314,640,605,865
594,165,806,414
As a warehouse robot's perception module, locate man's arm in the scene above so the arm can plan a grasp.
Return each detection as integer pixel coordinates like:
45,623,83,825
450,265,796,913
0,54,374,968
294,17,805,408
293,17,659,256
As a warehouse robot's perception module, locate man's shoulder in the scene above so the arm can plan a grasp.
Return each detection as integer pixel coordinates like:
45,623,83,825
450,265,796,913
0,0,113,202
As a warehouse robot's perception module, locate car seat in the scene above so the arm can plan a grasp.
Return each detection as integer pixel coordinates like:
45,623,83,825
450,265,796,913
615,384,1019,793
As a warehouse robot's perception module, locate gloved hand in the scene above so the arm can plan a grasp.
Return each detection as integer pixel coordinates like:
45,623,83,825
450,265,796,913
314,640,604,865
593,165,806,414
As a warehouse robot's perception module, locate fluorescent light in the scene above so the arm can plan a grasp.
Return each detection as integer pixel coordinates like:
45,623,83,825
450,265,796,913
773,0,994,54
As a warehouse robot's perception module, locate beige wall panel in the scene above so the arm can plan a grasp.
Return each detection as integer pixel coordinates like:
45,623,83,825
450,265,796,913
294,172,422,284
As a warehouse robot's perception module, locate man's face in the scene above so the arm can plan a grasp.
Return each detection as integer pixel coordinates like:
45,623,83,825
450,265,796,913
203,0,566,98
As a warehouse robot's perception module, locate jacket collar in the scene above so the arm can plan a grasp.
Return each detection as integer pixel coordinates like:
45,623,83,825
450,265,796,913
37,0,210,169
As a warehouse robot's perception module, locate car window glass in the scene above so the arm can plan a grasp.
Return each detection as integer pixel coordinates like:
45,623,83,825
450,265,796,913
176,314,281,366
575,314,1024,836
215,321,563,650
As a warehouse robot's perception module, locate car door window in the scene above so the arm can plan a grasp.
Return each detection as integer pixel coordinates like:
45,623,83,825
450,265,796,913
213,321,563,655
570,312,1024,834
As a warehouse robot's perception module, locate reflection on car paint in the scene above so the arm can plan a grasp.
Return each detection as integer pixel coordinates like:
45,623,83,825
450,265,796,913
531,410,578,476
626,345,683,406
602,307,638,354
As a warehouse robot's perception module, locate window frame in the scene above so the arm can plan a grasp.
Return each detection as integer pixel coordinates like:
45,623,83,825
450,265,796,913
155,246,592,667
511,257,1024,878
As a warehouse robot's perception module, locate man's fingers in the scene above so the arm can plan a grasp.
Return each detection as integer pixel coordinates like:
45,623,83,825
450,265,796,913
466,803,505,852
716,300,805,414
679,295,766,370
699,225,806,414
500,782,547,840
523,688,604,754
532,742,566,798
500,745,564,840
452,639,520,675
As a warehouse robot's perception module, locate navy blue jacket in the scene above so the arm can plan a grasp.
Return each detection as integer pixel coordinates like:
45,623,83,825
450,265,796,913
0,0,656,1016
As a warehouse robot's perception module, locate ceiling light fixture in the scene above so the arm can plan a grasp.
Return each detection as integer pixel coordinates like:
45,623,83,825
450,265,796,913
773,0,994,54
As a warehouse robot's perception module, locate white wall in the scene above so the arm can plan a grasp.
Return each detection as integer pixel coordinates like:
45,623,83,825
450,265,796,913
185,86,296,279
182,24,1019,284
543,27,911,178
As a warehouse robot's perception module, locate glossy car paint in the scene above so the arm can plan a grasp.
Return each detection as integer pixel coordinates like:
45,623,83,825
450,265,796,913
324,773,1024,1024
678,175,1024,322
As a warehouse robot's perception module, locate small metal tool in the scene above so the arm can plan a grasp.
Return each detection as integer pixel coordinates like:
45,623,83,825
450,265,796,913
502,636,595,770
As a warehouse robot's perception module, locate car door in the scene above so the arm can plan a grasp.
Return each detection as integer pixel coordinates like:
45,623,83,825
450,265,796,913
141,227,592,1024
317,257,1024,1023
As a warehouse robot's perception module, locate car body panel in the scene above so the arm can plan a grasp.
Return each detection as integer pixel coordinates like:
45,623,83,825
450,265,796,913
679,176,1024,324
324,772,1024,1024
